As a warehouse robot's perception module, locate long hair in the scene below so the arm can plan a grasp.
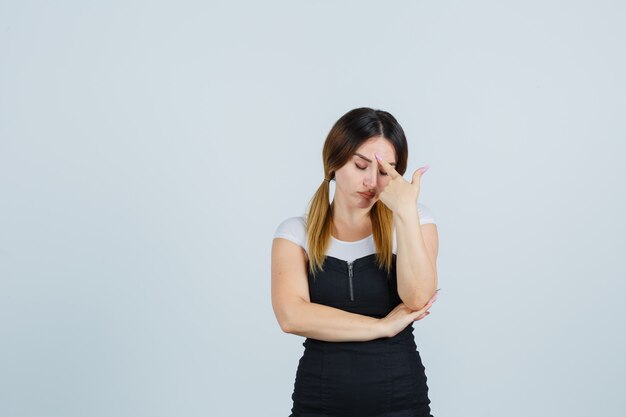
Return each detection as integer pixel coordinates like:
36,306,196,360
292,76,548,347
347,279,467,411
305,107,409,277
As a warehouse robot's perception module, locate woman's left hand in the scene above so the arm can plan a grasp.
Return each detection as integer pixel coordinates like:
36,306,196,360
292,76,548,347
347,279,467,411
375,153,428,214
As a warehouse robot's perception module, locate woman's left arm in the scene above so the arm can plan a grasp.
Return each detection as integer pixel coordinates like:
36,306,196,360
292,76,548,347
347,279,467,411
373,153,439,311
394,207,439,311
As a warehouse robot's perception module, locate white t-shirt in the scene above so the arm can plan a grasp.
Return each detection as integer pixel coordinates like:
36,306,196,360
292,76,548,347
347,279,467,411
273,202,436,263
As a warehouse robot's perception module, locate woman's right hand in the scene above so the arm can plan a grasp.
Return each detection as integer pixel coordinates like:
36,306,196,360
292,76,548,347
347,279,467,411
380,291,439,338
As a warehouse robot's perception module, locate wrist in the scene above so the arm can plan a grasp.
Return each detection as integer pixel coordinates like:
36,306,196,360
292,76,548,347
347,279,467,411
376,318,390,338
393,204,418,221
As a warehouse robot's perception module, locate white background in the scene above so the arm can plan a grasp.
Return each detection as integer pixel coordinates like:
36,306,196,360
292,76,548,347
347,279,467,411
1,1,625,416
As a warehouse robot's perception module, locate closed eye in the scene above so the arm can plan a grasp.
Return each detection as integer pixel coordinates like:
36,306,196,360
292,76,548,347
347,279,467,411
355,163,388,176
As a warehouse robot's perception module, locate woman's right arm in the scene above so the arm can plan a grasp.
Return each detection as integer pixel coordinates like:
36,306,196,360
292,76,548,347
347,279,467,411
271,237,387,342
271,238,434,342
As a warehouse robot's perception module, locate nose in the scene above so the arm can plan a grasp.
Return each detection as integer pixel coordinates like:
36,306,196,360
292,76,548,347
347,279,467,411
363,166,377,189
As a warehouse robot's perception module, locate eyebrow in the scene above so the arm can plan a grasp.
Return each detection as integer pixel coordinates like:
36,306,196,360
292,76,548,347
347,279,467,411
354,152,396,166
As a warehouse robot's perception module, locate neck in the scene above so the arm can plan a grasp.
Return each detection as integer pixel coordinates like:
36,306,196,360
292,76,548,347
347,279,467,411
330,197,371,229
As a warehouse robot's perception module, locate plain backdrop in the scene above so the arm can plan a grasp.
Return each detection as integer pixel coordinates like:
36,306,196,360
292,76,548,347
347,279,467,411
1,1,625,416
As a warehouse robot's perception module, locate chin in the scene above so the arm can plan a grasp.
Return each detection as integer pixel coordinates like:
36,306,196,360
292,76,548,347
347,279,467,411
356,197,376,208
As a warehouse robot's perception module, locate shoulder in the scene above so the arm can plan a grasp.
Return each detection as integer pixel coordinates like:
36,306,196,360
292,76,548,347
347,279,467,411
417,202,436,225
273,216,307,249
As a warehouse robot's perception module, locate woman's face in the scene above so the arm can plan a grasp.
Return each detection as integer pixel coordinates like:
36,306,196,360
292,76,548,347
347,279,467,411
333,136,397,209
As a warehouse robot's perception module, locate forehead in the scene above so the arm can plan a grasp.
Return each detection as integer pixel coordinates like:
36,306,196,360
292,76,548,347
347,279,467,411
354,137,396,159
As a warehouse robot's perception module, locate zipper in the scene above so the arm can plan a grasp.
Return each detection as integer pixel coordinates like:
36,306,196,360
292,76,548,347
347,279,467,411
347,261,354,301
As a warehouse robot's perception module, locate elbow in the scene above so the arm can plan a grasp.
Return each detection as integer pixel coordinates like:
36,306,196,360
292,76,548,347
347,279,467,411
274,298,307,334
405,299,427,311
278,318,294,334
405,291,437,311
281,317,304,335
276,303,302,334
275,309,294,333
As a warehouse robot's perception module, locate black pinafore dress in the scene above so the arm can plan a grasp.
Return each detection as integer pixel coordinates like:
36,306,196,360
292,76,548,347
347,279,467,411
289,253,433,417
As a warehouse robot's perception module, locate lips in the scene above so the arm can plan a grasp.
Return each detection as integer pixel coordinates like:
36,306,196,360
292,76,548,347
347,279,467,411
358,192,375,199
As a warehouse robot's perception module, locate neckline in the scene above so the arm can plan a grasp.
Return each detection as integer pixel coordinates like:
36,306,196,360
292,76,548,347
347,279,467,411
313,253,395,274
326,252,377,261
323,253,379,267
330,234,373,244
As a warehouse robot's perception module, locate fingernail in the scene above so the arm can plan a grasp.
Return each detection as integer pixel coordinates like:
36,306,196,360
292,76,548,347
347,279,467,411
421,164,430,174
375,153,382,160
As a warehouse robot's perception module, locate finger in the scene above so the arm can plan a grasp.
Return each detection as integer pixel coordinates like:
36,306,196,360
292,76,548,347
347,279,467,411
411,169,422,186
374,153,401,179
414,311,431,321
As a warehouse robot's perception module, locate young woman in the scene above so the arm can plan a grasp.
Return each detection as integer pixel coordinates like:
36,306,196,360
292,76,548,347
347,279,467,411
271,107,440,417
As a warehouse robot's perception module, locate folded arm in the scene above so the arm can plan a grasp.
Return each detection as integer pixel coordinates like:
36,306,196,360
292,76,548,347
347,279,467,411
271,238,387,342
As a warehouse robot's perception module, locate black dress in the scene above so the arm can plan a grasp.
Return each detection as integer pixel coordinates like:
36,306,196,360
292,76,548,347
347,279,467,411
289,253,433,417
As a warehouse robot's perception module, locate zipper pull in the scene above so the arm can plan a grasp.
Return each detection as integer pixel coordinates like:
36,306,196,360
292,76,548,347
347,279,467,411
347,261,354,301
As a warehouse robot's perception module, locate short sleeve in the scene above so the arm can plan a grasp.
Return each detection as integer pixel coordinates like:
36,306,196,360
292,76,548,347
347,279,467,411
417,202,436,225
273,216,307,249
